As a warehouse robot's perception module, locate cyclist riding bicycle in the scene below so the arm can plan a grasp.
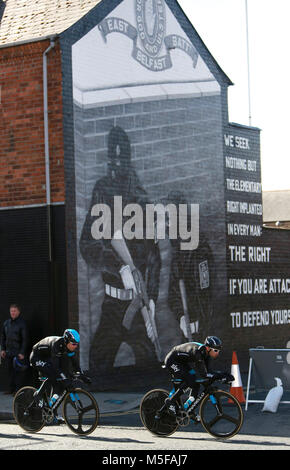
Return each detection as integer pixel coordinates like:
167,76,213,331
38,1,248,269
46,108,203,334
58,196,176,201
163,336,234,417
30,329,91,422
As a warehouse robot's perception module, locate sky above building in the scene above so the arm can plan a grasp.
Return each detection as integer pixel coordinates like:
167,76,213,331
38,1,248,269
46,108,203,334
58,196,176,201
178,0,290,191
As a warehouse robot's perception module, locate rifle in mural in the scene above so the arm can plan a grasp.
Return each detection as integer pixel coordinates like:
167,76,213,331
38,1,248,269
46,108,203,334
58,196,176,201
179,279,192,341
111,230,162,362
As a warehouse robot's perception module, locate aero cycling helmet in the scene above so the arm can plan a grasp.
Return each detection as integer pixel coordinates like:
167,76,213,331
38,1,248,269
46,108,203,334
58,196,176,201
204,336,222,350
63,329,80,345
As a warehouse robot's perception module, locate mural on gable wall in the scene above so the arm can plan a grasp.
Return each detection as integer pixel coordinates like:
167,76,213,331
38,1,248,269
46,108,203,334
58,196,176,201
72,0,226,378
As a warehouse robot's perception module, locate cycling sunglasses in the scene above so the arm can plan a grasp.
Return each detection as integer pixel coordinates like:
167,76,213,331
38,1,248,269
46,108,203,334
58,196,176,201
211,349,220,353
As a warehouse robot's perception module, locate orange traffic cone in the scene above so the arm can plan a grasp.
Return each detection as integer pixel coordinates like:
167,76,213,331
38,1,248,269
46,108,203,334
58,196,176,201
228,351,245,404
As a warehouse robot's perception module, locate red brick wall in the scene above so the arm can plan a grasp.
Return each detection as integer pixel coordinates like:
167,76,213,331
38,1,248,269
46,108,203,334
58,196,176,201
0,40,65,207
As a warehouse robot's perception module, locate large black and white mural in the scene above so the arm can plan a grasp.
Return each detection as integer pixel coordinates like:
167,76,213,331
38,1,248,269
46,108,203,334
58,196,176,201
71,0,225,378
60,0,290,384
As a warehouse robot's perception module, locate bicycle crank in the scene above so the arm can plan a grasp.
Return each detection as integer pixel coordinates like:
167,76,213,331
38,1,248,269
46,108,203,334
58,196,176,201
42,407,55,424
176,410,190,427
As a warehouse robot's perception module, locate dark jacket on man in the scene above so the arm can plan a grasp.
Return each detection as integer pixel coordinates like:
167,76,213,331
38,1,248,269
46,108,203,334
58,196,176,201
1,316,28,357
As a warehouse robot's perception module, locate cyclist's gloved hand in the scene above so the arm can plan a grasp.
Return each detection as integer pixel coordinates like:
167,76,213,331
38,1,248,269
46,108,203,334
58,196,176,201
62,378,73,390
216,372,235,383
80,374,92,384
211,372,225,381
223,373,235,383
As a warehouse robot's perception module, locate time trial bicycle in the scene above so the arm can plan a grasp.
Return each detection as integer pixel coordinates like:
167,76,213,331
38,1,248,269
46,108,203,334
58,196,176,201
140,373,244,439
13,372,99,435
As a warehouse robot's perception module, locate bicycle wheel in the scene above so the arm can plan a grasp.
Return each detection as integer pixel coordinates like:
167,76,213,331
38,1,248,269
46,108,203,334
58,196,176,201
199,390,243,439
63,388,99,435
13,386,45,433
140,389,178,437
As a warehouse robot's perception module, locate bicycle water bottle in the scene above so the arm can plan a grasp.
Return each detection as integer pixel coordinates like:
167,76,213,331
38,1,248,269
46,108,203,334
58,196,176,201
184,396,195,410
49,393,59,407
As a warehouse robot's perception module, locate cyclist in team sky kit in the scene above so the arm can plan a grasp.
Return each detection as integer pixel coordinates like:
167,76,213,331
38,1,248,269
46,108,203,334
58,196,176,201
30,331,231,422
163,336,234,416
30,329,91,404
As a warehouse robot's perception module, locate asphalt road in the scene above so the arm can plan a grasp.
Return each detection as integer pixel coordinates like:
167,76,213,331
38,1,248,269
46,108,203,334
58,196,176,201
1,405,290,452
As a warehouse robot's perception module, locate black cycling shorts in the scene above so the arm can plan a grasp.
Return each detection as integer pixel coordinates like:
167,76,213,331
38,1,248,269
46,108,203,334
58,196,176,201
164,350,200,395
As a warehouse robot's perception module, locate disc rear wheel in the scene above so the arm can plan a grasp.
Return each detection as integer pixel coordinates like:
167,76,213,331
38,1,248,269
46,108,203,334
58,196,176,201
140,389,179,437
13,386,45,433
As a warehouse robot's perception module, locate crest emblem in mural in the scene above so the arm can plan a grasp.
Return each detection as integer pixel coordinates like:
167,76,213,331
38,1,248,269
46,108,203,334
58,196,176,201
136,0,165,57
98,0,198,71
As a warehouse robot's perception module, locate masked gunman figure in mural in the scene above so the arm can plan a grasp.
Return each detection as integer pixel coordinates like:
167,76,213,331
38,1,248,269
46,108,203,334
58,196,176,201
79,126,162,377
163,191,215,341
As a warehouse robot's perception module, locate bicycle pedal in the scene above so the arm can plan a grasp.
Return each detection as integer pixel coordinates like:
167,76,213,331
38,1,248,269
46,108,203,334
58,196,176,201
193,419,200,425
189,413,201,423
51,416,65,426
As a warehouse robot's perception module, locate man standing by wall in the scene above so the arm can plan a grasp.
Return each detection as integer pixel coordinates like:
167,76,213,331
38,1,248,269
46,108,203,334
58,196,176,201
1,303,28,394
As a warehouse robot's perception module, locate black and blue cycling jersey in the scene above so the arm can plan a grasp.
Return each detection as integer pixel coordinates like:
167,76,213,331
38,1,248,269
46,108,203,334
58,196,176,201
30,336,81,382
164,341,212,380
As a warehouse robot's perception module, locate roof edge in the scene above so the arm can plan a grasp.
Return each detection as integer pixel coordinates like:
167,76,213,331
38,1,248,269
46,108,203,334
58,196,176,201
0,34,58,50
229,121,261,132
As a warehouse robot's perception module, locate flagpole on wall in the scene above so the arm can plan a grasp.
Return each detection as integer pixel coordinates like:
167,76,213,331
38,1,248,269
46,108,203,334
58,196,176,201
245,0,252,126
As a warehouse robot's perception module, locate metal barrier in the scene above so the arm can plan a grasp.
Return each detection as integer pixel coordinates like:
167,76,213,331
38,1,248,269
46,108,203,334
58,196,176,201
245,348,290,410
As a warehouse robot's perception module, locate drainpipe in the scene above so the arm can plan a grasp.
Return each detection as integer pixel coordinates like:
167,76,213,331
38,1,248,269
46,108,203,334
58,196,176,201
43,37,56,261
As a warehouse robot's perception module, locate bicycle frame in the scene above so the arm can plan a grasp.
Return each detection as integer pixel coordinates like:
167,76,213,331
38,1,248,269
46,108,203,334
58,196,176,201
168,382,218,417
45,390,66,413
36,378,82,417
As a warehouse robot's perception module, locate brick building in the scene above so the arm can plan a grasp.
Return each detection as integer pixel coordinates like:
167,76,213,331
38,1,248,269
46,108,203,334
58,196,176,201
1,0,289,390
0,0,101,388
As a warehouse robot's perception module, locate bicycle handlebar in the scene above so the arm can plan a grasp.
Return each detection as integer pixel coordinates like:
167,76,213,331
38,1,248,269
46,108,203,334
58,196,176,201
196,376,234,387
72,372,92,384
53,373,92,392
168,369,234,389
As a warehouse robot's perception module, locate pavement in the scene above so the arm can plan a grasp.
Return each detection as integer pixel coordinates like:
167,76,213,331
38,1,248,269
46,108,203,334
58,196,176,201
0,390,144,421
1,386,290,440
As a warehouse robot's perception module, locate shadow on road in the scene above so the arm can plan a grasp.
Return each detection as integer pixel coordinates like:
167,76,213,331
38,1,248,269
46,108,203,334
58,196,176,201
100,402,290,439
